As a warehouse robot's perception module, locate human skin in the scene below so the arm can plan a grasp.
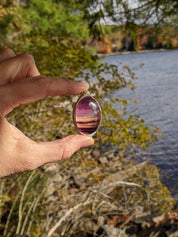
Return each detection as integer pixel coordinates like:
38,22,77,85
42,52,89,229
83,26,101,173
0,48,94,178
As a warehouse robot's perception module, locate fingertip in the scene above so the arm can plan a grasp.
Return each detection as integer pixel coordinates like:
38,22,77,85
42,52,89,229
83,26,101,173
79,135,94,148
77,81,89,92
29,135,95,166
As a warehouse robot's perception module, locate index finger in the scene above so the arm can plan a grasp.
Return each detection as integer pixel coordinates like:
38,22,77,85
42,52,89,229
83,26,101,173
0,76,89,115
0,48,16,64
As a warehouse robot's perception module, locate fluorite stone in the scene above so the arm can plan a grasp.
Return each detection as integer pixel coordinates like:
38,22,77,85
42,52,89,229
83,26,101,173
73,95,101,136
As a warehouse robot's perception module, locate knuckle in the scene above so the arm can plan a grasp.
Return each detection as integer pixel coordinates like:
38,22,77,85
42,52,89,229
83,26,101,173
33,75,46,85
32,75,51,92
61,146,72,159
21,53,35,65
0,87,8,116
1,48,15,57
60,139,74,160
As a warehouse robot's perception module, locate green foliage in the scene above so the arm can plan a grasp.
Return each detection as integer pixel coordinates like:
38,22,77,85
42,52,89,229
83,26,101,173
5,37,158,151
127,164,175,214
1,1,177,51
0,0,89,45
0,37,174,236
0,0,14,42
0,1,176,235
23,0,89,40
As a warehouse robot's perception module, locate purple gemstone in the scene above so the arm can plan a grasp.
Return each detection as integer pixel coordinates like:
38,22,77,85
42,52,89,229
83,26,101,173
74,95,101,135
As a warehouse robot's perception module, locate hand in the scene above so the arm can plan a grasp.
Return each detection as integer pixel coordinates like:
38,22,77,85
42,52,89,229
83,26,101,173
0,48,94,178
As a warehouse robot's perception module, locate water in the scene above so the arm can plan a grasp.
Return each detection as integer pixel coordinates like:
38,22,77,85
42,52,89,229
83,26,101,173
103,50,178,198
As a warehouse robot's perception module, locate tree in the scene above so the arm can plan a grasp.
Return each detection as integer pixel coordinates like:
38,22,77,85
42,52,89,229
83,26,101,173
0,0,14,42
71,0,178,38
0,0,89,45
1,0,177,45
0,1,176,236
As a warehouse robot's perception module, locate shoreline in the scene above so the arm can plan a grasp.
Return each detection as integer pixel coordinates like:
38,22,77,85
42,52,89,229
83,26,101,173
96,48,178,57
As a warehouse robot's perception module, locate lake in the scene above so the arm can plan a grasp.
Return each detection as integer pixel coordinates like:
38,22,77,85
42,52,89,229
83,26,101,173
103,50,178,198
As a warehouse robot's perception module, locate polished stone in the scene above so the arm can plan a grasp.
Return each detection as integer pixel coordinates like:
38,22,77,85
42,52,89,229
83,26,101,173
74,95,101,135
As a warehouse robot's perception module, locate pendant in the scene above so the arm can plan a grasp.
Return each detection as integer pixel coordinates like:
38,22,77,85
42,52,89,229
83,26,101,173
73,93,102,136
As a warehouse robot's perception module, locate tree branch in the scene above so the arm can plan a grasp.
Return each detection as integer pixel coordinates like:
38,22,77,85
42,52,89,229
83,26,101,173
47,200,92,237
16,170,36,235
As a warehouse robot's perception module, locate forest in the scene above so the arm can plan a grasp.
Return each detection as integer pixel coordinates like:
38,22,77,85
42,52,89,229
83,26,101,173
90,24,178,53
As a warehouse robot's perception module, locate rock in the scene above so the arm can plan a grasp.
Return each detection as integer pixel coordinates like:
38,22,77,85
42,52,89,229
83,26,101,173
46,182,55,197
91,149,100,159
73,176,85,188
134,206,144,216
169,230,178,237
107,153,115,159
45,164,59,173
98,216,106,226
51,173,63,183
99,156,108,164
152,213,166,224
104,225,126,237
141,221,151,229
109,172,126,182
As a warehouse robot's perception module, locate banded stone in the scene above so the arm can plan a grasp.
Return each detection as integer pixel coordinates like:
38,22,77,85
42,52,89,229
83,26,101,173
73,95,101,136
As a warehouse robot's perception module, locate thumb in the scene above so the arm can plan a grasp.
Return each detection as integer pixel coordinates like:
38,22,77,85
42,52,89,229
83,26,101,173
28,135,94,170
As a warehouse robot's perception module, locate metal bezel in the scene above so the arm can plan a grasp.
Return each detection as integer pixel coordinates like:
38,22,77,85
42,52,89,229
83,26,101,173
73,92,102,137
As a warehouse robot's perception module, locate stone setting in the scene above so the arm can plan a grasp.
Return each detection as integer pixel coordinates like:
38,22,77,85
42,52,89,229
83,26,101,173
73,94,102,136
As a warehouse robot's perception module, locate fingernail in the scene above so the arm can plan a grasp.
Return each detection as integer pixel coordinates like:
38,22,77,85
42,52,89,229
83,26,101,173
78,81,89,91
81,136,94,148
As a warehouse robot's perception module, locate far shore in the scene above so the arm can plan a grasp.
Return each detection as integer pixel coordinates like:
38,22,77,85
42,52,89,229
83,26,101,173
96,48,178,57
